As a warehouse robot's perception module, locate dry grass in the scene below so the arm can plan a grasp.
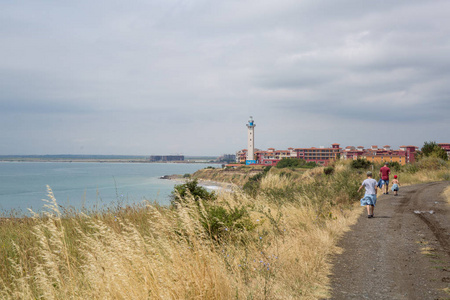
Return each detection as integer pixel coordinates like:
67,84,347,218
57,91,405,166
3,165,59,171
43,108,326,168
3,158,446,299
0,165,361,299
443,186,450,204
394,158,450,186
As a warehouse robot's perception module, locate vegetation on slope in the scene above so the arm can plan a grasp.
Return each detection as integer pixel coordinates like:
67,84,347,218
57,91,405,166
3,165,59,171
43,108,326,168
0,155,448,299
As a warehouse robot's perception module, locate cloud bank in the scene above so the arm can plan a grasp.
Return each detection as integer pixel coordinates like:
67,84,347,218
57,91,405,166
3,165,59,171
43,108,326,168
1,0,449,155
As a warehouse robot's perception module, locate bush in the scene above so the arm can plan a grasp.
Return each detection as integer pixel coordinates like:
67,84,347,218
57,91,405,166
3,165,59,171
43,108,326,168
418,141,448,161
171,179,253,241
351,158,372,169
403,163,419,174
171,179,216,205
276,158,317,169
323,167,334,175
183,173,191,178
416,157,447,170
203,205,254,240
387,161,401,172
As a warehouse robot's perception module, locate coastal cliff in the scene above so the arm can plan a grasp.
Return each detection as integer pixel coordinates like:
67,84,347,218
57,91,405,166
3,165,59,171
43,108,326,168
191,166,265,186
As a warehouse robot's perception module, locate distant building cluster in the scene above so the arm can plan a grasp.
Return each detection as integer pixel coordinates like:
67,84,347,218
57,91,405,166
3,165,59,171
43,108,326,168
237,144,341,166
236,143,449,166
237,117,448,167
342,145,418,165
148,155,184,162
236,144,420,166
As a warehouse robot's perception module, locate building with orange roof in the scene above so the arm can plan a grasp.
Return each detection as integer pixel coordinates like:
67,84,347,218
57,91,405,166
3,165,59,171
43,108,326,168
249,143,341,166
235,144,418,166
361,145,417,165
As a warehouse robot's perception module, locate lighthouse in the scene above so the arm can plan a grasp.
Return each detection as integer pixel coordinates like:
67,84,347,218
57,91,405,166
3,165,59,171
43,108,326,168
246,116,256,165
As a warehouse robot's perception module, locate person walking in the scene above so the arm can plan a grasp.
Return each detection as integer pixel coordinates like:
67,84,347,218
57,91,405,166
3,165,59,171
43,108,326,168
391,175,400,196
358,171,378,218
379,162,391,194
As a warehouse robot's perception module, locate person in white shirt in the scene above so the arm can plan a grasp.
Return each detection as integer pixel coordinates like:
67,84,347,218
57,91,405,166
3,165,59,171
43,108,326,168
358,171,378,218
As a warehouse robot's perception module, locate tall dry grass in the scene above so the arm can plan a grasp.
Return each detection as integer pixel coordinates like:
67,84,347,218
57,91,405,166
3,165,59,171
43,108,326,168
391,157,450,186
0,163,386,299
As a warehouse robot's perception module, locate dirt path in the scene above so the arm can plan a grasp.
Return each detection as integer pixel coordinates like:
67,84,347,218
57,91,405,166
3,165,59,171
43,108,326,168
328,181,450,300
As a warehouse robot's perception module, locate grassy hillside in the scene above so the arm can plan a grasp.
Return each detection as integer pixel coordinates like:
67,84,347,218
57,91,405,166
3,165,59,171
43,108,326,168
191,165,266,185
0,158,448,299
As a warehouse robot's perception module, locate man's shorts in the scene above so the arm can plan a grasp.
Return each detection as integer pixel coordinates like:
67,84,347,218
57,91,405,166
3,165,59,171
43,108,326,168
380,179,389,186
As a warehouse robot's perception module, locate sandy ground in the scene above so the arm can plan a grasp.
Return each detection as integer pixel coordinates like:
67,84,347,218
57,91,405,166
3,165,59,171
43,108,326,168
327,181,450,299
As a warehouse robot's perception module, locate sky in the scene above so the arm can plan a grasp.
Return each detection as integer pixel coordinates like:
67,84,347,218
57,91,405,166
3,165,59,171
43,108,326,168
1,0,449,156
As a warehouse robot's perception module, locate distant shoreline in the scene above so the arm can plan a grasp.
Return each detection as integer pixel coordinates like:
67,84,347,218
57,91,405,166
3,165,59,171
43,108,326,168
0,159,222,164
0,155,222,164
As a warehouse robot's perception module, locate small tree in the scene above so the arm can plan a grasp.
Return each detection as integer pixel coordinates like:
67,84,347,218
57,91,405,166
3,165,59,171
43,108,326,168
351,158,372,169
418,141,448,161
387,161,401,171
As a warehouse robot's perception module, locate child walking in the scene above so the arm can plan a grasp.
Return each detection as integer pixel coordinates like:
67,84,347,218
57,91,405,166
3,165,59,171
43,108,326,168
391,175,400,196
358,171,378,218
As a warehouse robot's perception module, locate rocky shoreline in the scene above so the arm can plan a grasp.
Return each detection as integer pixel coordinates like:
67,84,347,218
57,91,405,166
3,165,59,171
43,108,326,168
159,174,234,191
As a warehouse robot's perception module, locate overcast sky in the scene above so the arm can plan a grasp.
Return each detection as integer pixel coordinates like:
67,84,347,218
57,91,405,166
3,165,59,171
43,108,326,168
1,0,449,156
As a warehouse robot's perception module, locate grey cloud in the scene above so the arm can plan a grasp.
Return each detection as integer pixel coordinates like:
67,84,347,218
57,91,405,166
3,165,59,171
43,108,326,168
0,1,449,154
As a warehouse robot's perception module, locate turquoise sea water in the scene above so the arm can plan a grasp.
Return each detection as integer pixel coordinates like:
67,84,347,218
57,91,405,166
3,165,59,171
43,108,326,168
0,162,216,215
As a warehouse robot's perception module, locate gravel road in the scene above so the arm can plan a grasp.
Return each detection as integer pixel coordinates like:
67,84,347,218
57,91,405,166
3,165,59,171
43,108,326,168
328,181,450,300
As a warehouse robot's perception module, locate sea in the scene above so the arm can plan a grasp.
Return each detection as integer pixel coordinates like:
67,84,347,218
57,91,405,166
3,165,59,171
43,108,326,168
0,162,217,216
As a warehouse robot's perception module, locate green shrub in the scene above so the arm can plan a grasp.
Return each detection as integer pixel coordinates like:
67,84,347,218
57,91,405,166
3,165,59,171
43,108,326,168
323,166,334,175
387,161,401,172
351,158,372,169
171,180,253,241
276,158,303,168
418,141,448,161
276,158,317,169
203,205,254,240
171,179,216,205
183,173,191,178
416,157,447,170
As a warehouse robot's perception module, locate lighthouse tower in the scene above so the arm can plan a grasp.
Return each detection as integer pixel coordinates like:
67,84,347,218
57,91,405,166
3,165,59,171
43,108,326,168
246,116,256,165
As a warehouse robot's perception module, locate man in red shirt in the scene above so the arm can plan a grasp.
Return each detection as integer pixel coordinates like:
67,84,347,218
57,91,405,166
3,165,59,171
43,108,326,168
379,162,391,194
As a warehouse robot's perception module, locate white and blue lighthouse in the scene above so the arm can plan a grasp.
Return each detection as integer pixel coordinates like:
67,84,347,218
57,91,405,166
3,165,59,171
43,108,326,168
246,116,256,165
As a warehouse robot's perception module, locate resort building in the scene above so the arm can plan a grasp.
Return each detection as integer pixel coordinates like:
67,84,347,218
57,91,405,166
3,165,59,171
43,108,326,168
361,145,417,165
236,149,248,163
246,144,341,166
341,146,365,160
256,148,297,166
235,144,418,166
292,143,341,166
